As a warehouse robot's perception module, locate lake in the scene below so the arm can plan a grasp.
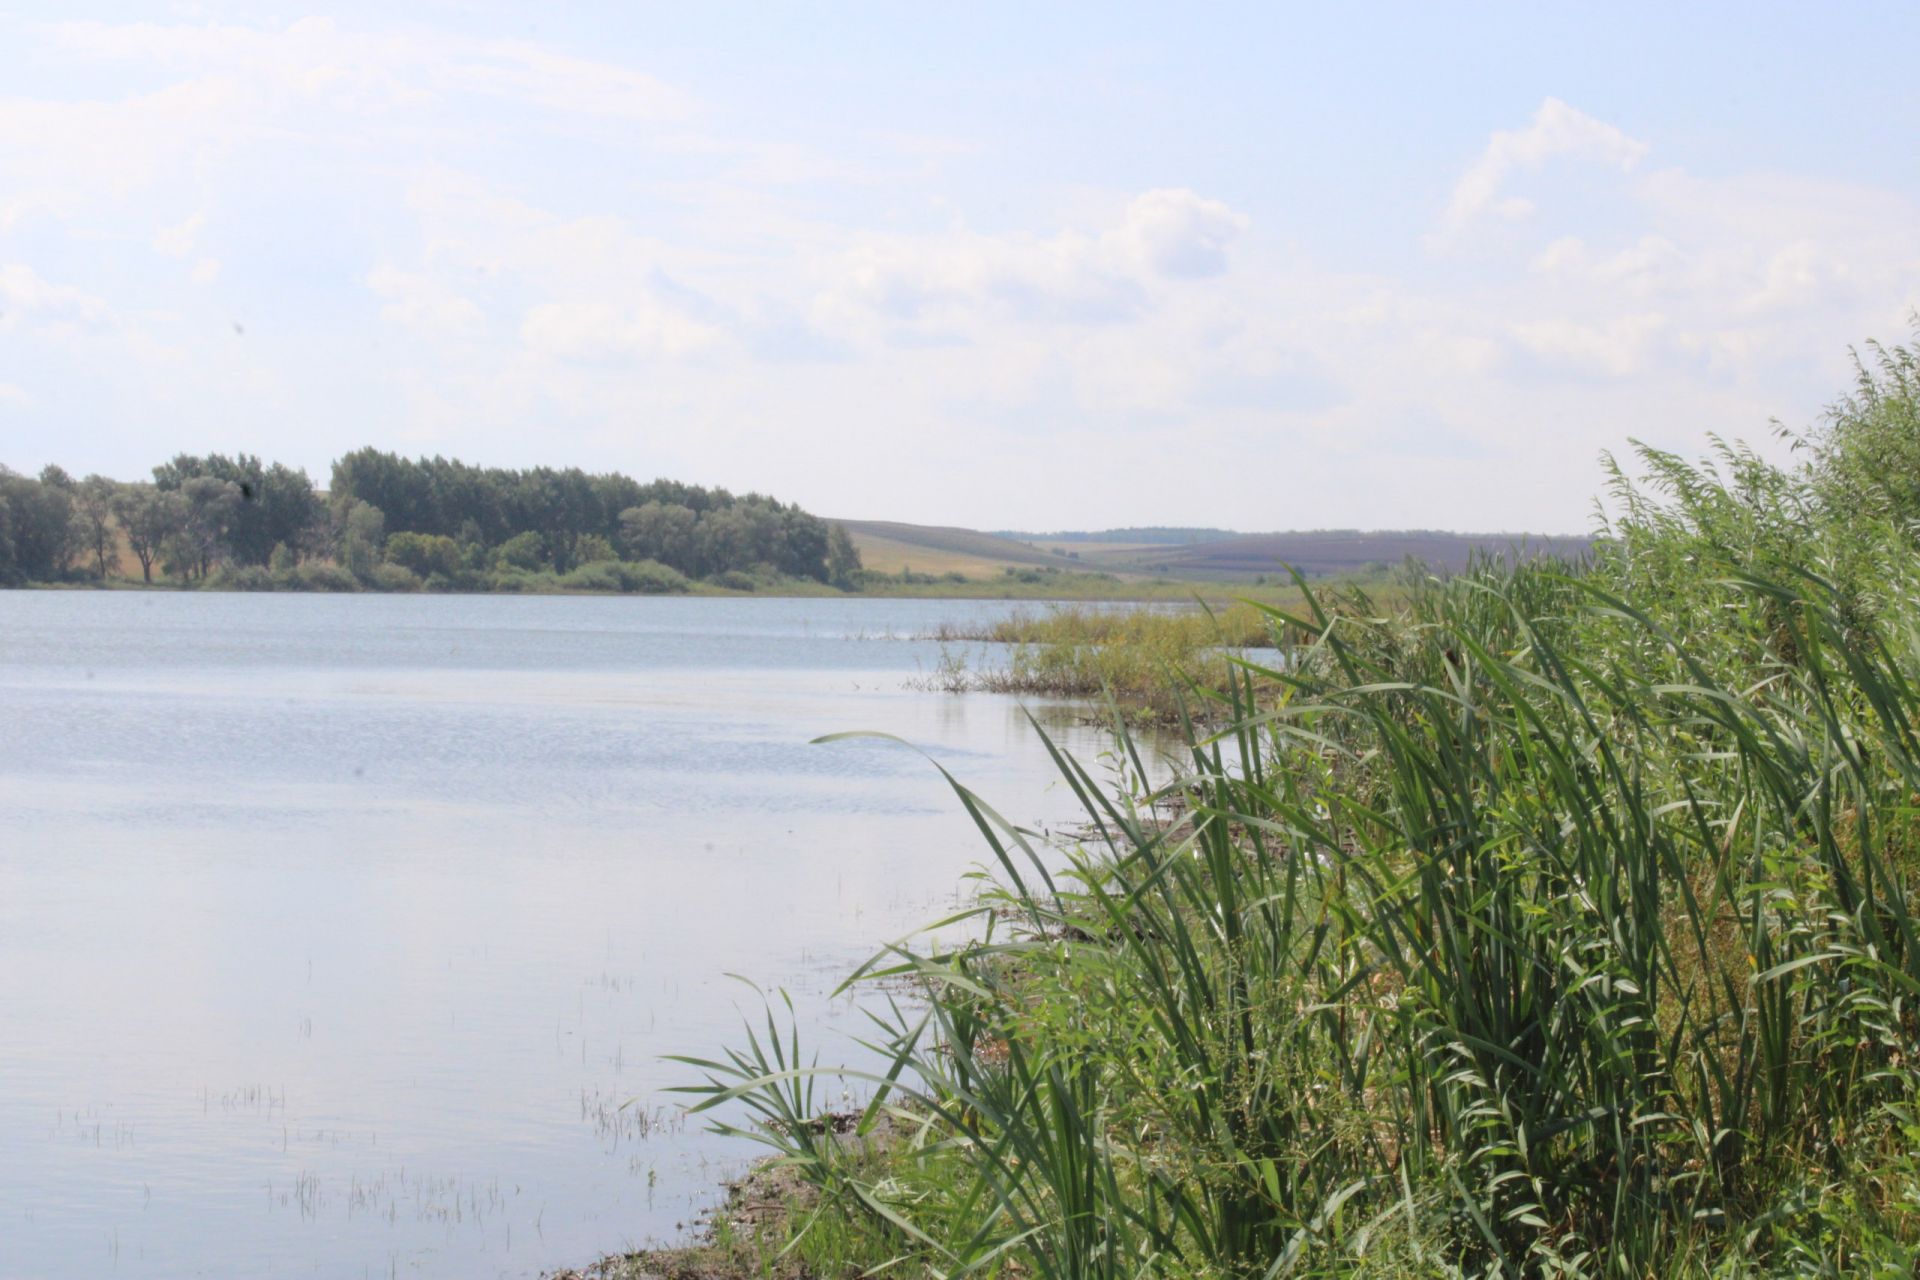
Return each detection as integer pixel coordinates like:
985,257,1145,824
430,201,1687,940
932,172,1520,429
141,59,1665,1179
0,592,1137,1279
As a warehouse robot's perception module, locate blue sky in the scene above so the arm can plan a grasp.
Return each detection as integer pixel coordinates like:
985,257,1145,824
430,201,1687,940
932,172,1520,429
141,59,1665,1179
3,3,1917,532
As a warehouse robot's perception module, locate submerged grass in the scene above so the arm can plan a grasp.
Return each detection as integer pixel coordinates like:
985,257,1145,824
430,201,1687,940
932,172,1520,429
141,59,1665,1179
664,335,1920,1279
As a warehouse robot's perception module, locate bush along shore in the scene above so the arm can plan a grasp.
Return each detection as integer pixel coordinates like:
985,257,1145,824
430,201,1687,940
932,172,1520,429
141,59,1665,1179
631,336,1920,1279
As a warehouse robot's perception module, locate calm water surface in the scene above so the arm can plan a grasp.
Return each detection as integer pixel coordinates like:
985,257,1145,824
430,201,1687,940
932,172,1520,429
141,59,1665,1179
0,593,1140,1279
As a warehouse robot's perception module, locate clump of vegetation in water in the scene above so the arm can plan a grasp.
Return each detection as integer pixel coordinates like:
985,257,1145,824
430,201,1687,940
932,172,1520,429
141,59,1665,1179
918,600,1311,718
669,332,1920,1279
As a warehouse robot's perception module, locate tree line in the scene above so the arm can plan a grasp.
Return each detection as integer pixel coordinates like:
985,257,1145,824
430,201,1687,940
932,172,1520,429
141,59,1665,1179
0,450,862,592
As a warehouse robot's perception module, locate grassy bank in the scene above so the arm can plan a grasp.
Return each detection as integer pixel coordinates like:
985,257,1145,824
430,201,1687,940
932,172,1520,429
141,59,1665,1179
653,338,1920,1278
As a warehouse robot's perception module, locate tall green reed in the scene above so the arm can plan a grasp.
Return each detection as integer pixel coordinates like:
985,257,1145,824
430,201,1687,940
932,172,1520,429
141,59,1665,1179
676,442,1920,1278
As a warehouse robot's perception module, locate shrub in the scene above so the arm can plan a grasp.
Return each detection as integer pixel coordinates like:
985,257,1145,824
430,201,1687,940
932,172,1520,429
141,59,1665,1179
384,531,462,579
366,562,422,592
618,559,691,594
494,530,546,572
575,533,617,565
558,561,627,592
558,559,691,594
286,562,359,592
487,568,559,593
709,569,757,592
213,565,276,591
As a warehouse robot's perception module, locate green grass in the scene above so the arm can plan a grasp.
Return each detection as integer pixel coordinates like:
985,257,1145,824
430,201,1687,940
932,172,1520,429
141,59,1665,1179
915,601,1318,718
669,334,1920,1279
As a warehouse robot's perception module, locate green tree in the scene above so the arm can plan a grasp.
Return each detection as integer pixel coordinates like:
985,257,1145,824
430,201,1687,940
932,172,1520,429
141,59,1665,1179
827,522,862,588
73,475,120,578
338,500,386,580
618,501,698,571
575,532,617,564
110,483,184,584
494,530,546,571
168,476,241,579
384,531,463,579
154,453,322,566
0,467,79,582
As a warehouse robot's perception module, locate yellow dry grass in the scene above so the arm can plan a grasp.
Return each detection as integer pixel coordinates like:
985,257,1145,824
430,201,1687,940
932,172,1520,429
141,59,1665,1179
845,530,1038,578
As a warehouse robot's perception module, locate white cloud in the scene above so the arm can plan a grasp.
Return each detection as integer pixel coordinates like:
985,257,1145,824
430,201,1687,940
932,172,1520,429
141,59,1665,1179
0,263,114,332
1115,188,1249,279
1510,313,1670,378
190,257,221,286
521,299,723,362
47,17,689,121
153,213,205,258
1446,98,1647,230
823,188,1248,335
366,265,482,335
0,381,29,408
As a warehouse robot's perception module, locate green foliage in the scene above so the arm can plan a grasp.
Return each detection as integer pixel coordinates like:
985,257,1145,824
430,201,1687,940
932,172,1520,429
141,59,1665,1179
2,447,848,591
109,483,182,584
556,558,691,594
282,561,358,592
165,475,241,580
494,529,546,571
0,466,79,584
619,500,697,567
364,562,422,592
1808,326,1920,533
924,602,1288,718
681,337,1920,1280
484,566,555,593
153,452,322,567
383,530,463,579
332,448,835,580
337,499,385,581
72,475,118,579
827,521,862,588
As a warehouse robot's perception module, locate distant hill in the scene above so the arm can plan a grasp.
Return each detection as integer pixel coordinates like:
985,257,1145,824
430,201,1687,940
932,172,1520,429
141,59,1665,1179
1086,530,1594,580
838,518,1592,581
991,527,1242,545
834,520,1090,576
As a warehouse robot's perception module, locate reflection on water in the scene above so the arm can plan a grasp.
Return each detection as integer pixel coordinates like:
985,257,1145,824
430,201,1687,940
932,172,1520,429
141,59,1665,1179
0,593,1142,1278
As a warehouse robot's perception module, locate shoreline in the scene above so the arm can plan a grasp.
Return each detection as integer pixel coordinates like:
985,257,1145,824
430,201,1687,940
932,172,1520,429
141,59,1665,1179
8,575,1314,606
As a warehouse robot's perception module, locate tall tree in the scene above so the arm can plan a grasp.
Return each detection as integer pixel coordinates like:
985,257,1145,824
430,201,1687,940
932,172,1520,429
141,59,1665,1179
0,467,79,582
337,500,386,580
827,523,863,588
170,476,241,579
154,453,322,566
619,501,699,571
73,475,119,578
111,484,183,584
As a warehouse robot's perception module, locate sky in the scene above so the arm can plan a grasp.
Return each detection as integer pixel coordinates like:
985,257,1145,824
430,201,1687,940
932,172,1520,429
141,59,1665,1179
2,3,1918,534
